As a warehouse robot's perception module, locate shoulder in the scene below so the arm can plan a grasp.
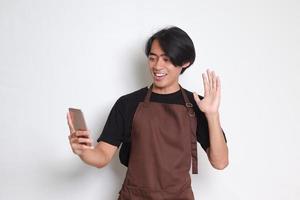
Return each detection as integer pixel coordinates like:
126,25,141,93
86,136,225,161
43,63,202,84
118,86,148,102
114,86,148,109
182,88,204,103
182,87,206,116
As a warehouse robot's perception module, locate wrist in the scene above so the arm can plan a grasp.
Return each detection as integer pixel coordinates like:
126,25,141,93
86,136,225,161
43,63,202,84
205,112,222,133
78,147,92,159
204,111,220,120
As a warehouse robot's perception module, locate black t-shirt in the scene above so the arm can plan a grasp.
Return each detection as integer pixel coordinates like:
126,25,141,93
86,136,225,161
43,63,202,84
97,86,227,167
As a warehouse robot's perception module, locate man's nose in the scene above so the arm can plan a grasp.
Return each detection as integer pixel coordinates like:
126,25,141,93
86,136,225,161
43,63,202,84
154,57,164,69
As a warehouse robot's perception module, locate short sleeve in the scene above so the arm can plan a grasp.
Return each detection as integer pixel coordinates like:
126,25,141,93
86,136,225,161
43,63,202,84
196,109,227,151
196,110,210,151
97,98,124,148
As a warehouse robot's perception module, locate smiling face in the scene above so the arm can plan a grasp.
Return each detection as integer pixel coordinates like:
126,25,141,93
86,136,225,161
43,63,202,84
147,39,189,94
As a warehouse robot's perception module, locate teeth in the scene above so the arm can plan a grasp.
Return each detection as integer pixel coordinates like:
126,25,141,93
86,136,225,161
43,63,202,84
154,73,166,77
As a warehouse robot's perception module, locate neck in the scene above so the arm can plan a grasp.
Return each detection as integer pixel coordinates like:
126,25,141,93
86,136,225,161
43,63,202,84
151,83,180,94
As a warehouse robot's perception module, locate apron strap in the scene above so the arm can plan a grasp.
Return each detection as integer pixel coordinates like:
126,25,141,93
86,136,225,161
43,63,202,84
180,86,198,174
180,86,195,116
144,83,198,174
144,84,153,103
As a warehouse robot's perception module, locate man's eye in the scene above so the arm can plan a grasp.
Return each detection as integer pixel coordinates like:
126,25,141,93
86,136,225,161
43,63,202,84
149,57,155,61
163,58,170,62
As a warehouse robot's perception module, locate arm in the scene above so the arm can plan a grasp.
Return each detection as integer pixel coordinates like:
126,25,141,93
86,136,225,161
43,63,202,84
67,112,118,168
205,113,228,170
193,69,229,170
78,140,118,168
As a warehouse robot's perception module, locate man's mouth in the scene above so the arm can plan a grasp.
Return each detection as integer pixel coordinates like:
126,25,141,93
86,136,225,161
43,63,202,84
153,72,167,81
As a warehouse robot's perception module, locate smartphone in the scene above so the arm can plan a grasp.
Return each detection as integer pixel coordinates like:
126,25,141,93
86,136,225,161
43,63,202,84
69,108,89,145
68,108,88,131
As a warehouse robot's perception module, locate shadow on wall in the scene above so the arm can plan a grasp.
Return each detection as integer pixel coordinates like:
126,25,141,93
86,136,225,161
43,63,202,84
104,44,152,197
128,43,152,88
41,153,126,199
42,44,151,199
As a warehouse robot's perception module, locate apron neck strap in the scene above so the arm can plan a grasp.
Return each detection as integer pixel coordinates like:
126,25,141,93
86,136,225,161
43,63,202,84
144,84,153,103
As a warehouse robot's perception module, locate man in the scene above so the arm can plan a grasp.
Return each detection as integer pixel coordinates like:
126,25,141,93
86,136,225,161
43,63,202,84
67,26,228,199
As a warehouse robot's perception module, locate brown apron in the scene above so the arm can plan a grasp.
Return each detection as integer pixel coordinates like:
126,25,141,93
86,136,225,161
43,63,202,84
118,84,198,200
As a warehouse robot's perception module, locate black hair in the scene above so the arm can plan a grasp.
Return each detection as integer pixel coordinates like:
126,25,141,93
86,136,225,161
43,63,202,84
145,26,196,74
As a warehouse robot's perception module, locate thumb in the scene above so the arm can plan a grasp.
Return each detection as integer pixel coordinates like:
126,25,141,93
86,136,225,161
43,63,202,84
193,92,201,104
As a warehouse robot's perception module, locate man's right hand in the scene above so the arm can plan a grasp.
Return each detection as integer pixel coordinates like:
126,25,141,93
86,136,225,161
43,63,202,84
67,112,94,156
66,111,118,168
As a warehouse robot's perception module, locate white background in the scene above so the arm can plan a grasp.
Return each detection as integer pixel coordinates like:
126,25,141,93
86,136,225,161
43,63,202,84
1,0,299,199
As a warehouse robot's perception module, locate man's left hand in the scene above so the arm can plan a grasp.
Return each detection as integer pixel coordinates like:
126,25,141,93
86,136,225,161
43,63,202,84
193,69,221,116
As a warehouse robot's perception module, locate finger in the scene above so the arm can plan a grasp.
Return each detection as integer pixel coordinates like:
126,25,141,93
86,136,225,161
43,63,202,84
70,137,80,144
70,136,91,144
211,70,216,91
70,131,77,139
207,69,213,92
73,143,93,150
71,143,82,150
193,92,201,104
81,145,94,149
77,137,93,145
216,76,221,96
68,135,72,142
202,73,209,96
75,130,90,138
67,112,76,134
69,135,77,146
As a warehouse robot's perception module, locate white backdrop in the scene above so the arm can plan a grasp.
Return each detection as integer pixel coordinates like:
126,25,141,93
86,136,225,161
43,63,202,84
1,0,299,199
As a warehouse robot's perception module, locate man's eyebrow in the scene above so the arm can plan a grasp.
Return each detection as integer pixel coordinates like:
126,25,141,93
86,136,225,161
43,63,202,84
149,52,166,57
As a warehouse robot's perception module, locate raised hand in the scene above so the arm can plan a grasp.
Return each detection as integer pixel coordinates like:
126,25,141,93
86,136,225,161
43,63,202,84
67,112,94,156
193,69,221,116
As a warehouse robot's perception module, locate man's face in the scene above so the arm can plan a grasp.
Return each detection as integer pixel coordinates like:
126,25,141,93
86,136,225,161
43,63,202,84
147,39,186,91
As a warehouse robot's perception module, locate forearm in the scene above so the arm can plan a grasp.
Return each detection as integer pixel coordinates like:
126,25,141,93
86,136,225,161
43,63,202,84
79,147,108,168
206,112,229,169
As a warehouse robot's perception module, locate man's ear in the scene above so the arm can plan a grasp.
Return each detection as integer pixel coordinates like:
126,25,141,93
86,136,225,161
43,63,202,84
182,62,190,68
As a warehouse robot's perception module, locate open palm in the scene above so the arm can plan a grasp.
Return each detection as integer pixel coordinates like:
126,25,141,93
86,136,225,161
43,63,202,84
193,69,221,115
